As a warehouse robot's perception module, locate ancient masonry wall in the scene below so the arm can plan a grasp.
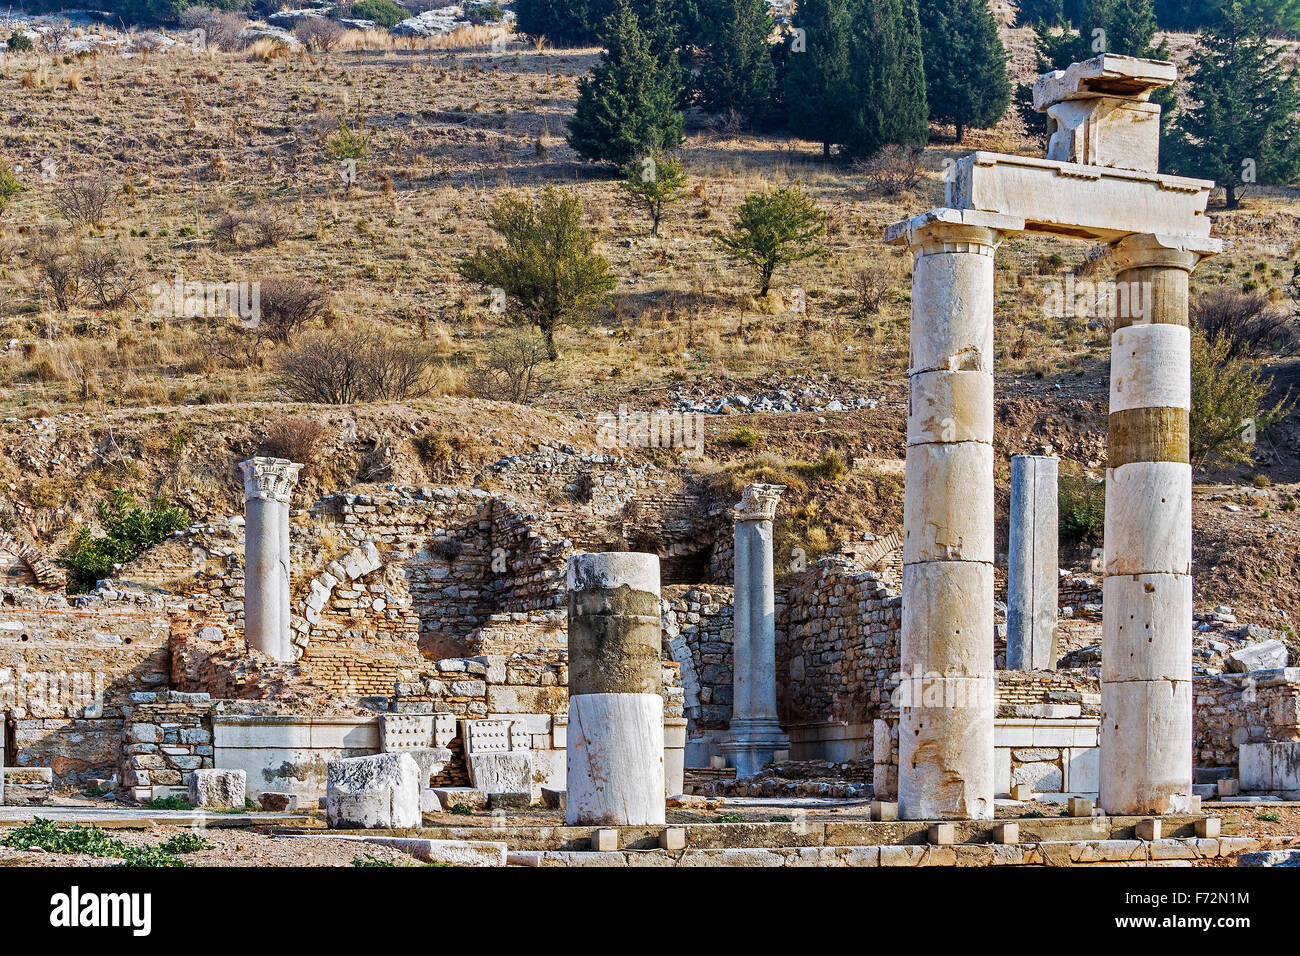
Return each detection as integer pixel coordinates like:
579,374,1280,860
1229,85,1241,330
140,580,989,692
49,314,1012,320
662,585,734,731
1194,669,1300,769
0,587,176,786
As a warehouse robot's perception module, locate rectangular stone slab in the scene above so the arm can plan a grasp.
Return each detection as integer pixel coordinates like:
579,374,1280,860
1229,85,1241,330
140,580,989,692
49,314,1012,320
946,152,1215,241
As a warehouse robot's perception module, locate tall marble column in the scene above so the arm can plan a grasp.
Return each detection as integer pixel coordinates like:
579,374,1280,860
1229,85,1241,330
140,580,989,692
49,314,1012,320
566,552,665,826
238,457,301,663
720,483,789,777
1099,233,1210,814
1006,454,1059,671
897,217,1003,820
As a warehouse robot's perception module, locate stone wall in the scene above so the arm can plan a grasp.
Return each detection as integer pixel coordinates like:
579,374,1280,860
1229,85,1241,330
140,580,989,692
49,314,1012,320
662,585,733,732
1193,668,1300,769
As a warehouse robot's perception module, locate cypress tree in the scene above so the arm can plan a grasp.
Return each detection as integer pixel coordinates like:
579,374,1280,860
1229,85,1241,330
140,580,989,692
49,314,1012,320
919,0,1011,142
843,0,928,159
567,0,685,165
694,0,777,128
1165,1,1300,207
785,0,855,157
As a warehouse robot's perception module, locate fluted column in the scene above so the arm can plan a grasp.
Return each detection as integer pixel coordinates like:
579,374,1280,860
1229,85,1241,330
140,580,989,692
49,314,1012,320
1099,233,1210,814
898,219,1004,820
720,483,789,777
239,457,301,662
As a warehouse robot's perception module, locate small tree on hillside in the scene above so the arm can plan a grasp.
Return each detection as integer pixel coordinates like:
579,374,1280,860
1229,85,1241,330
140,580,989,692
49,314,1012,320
458,188,616,359
695,0,777,128
567,0,684,166
919,0,1011,142
620,151,689,237
718,187,826,296
1191,326,1293,467
1165,1,1300,208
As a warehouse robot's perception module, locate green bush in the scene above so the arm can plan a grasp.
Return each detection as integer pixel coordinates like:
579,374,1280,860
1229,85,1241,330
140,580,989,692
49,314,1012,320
0,160,20,216
343,0,407,27
1058,470,1105,544
718,187,826,296
7,30,35,52
2,818,125,855
352,852,397,866
119,844,187,867
1191,327,1293,468
61,489,190,593
159,832,211,854
729,425,762,448
147,794,193,811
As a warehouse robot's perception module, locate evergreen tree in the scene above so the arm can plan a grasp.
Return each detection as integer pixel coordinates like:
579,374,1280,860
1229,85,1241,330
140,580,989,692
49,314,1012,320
1165,1,1300,207
515,0,608,46
1017,0,1065,25
567,0,685,165
919,0,1011,142
843,0,928,159
785,0,855,156
695,0,777,128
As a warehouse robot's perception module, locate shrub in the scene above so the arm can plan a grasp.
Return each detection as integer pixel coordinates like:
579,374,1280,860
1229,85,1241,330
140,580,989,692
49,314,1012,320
212,207,290,248
76,246,146,309
803,450,848,483
277,329,435,404
855,144,925,196
295,17,345,52
1191,288,1298,361
51,172,118,230
1190,326,1292,468
326,117,370,161
352,852,398,866
0,159,21,216
7,30,34,52
1058,469,1105,544
466,2,505,24
729,425,762,448
158,832,211,854
178,6,250,50
259,415,331,468
718,187,826,296
619,151,688,237
61,489,191,592
254,277,331,342
469,327,552,404
341,0,407,28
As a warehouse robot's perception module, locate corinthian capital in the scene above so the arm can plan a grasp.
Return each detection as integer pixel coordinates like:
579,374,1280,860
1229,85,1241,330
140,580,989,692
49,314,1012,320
239,457,302,503
735,483,784,522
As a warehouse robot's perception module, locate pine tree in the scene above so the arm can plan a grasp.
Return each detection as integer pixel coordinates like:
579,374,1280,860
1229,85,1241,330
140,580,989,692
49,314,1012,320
843,0,928,159
1165,1,1300,208
567,0,684,165
515,0,609,46
785,0,855,156
919,0,1011,142
695,0,777,128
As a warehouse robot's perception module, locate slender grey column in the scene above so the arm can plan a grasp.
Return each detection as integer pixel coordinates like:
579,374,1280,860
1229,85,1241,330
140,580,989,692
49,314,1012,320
720,483,789,778
566,552,665,826
1006,455,1059,671
239,457,301,662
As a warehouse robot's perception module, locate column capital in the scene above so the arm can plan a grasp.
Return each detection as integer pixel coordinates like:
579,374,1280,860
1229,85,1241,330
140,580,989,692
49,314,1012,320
884,208,1023,257
239,457,302,503
735,483,784,522
1103,232,1220,274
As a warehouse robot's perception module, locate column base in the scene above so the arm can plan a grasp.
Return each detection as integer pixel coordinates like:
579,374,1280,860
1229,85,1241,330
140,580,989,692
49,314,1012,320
720,719,791,778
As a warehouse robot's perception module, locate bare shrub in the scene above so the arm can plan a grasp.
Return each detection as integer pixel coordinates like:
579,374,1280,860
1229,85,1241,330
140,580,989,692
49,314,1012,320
179,7,251,50
294,18,345,52
212,207,290,248
856,144,924,196
276,330,434,404
52,173,117,229
254,277,330,342
76,247,146,309
259,415,331,466
1191,288,1298,361
854,265,894,316
26,229,82,311
470,327,552,403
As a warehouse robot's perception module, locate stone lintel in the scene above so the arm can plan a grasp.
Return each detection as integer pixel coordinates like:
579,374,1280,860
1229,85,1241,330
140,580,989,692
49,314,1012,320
1033,54,1176,111
946,152,1215,242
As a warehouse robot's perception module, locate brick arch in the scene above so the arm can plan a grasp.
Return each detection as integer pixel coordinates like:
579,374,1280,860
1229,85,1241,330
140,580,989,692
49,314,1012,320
288,541,383,661
0,531,66,588
857,531,902,568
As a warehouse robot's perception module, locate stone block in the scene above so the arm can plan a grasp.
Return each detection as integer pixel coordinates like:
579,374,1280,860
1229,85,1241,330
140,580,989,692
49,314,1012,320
408,747,452,788
379,714,434,752
259,791,296,812
326,753,420,829
1226,639,1288,674
462,719,513,754
188,769,246,810
870,801,898,822
1009,783,1033,801
1068,796,1095,817
660,826,686,851
487,791,531,811
1218,777,1240,797
1135,818,1161,841
1196,817,1221,839
928,823,955,845
429,787,487,811
541,787,566,810
592,828,619,852
467,751,533,795
993,822,1019,845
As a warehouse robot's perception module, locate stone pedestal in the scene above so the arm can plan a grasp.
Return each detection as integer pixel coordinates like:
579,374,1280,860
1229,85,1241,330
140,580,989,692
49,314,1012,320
565,552,665,826
1099,233,1206,815
894,217,1005,821
1006,454,1059,671
238,457,301,662
721,483,789,778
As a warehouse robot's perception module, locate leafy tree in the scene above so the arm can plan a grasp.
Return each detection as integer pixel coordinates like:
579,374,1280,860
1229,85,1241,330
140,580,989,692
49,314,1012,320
0,160,21,217
785,0,855,157
567,0,684,165
694,0,777,128
718,186,826,295
918,0,1010,142
62,490,190,593
458,188,616,359
620,151,689,236
1165,1,1300,208
1191,327,1292,467
842,0,929,158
